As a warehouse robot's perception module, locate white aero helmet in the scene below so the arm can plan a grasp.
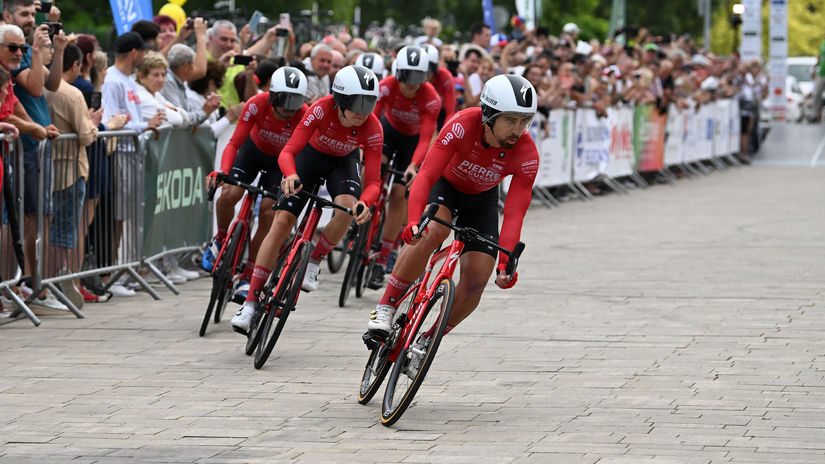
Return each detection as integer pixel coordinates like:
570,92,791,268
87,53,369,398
479,74,538,126
269,66,308,111
394,45,429,85
423,44,439,74
355,52,385,76
331,65,380,114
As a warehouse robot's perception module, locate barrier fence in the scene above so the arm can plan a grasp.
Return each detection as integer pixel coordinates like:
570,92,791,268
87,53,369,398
3,99,742,326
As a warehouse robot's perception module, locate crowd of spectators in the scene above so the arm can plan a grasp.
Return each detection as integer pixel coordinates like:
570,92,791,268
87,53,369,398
0,1,768,316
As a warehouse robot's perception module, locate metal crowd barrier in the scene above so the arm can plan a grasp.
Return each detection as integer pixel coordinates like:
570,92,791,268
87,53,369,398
1,135,39,325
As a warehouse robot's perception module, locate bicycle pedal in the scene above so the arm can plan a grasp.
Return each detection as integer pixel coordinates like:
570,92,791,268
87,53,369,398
362,331,384,350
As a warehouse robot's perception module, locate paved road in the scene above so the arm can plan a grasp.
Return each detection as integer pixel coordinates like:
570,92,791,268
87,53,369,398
1,134,824,463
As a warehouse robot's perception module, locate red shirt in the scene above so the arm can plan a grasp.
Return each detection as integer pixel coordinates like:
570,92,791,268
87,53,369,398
429,67,456,122
0,78,19,119
278,95,384,206
221,92,307,173
409,107,538,263
373,76,440,166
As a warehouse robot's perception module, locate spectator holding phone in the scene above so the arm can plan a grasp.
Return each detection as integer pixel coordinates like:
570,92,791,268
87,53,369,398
135,52,186,128
162,43,218,124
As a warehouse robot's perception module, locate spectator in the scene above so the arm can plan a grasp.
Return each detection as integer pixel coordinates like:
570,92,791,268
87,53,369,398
130,20,160,50
814,30,825,123
71,34,98,100
459,46,484,108
329,50,345,89
153,14,178,53
162,41,218,125
187,59,243,170
44,43,101,306
347,38,368,53
135,52,186,128
415,18,443,47
207,20,243,108
303,43,332,103
469,22,491,50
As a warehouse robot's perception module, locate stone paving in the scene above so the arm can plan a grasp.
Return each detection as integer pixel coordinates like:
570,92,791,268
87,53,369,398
1,161,824,463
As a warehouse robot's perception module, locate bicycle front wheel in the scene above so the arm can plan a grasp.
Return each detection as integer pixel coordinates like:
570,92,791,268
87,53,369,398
338,222,368,307
253,243,310,369
199,224,244,336
380,277,455,426
327,233,351,274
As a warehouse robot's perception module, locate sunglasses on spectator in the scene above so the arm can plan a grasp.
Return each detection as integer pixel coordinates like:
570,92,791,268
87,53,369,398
0,43,29,53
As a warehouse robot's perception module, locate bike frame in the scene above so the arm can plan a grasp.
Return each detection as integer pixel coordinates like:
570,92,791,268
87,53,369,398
386,239,465,363
210,186,258,276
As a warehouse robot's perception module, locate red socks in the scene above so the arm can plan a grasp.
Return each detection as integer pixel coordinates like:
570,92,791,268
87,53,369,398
379,274,412,307
246,264,272,303
376,239,394,265
310,233,335,261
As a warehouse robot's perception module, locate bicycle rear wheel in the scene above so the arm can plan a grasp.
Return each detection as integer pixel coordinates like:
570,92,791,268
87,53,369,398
246,234,295,355
253,243,310,369
338,222,368,307
380,277,454,426
199,225,244,336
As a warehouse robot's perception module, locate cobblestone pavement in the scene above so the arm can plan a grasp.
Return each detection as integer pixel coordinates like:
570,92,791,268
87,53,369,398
1,163,823,463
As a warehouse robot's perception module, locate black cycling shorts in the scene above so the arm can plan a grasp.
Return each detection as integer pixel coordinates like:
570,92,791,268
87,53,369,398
380,115,419,185
276,143,362,217
228,137,283,194
427,176,499,258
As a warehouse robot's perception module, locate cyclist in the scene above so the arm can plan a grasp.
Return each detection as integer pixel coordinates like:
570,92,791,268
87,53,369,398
231,65,382,334
355,52,386,79
422,44,457,131
367,45,441,290
203,67,309,301
367,74,539,345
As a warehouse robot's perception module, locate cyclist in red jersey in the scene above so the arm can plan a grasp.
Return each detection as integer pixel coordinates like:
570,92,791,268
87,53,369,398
367,74,539,340
423,44,457,130
367,45,441,289
203,67,309,301
231,65,382,334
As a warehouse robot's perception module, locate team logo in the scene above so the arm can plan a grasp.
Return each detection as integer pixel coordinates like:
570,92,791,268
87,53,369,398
286,71,299,88
499,152,505,158
313,106,324,120
451,122,465,139
363,55,374,69
249,103,258,115
359,69,376,91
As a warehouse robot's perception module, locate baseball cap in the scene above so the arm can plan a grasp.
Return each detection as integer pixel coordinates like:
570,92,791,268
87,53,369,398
643,43,659,53
115,32,153,54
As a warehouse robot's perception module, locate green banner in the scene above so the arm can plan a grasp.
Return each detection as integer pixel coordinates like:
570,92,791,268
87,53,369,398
142,127,215,256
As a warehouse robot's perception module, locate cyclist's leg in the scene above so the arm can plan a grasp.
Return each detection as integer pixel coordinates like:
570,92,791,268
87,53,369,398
378,183,408,264
449,251,495,328
215,184,244,238
243,209,298,304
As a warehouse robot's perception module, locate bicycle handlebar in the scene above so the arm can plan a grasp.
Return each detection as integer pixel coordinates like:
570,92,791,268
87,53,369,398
206,172,281,202
416,203,526,276
382,164,412,184
280,179,361,216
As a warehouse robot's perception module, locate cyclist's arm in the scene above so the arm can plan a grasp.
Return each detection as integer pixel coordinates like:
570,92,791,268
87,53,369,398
407,140,453,225
219,101,256,173
372,86,386,119
439,70,457,121
359,122,384,206
498,152,538,265
410,108,438,168
277,106,318,177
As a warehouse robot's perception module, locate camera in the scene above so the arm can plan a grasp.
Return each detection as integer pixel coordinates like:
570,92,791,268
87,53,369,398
185,18,194,30
233,55,253,66
38,1,51,13
45,21,61,40
85,91,101,110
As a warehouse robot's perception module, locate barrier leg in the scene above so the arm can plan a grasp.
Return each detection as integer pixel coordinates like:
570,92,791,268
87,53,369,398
691,161,711,175
125,266,163,300
572,181,594,200
536,186,561,206
531,187,554,208
142,260,180,295
709,157,728,170
601,176,629,194
43,281,85,318
657,169,677,184
566,183,587,201
725,154,742,166
3,286,40,326
630,173,650,189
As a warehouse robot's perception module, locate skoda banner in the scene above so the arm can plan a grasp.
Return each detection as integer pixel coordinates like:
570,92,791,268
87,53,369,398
142,127,216,256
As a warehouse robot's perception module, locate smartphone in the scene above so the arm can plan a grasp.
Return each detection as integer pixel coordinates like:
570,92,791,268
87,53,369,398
45,21,61,40
248,10,263,34
38,1,52,13
185,18,194,30
279,13,290,28
233,55,253,66
276,28,288,37
85,91,101,110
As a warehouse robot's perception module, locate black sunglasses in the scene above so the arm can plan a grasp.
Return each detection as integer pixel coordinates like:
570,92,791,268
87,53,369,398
0,43,29,53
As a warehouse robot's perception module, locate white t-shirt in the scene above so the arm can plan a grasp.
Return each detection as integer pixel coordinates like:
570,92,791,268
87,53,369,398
101,66,146,132
135,83,187,128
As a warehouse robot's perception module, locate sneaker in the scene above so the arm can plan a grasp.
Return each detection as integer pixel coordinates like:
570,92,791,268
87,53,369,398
302,261,321,292
109,283,136,298
163,268,187,285
58,280,84,310
231,301,257,335
80,286,110,303
233,279,250,302
21,286,69,311
201,240,222,272
366,263,385,290
81,274,108,296
386,249,399,273
168,260,200,281
368,304,397,336
406,334,432,379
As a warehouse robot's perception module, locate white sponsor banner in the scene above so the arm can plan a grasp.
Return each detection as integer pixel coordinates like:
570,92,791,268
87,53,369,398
769,0,788,121
533,110,575,188
606,107,634,178
694,103,715,161
740,0,762,62
664,104,685,166
682,101,699,162
713,99,731,156
573,109,609,182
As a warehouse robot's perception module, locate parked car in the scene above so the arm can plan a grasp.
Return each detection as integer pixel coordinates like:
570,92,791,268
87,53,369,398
761,75,805,123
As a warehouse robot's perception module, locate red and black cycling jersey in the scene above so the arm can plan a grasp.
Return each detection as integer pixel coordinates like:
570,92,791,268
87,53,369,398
279,94,384,206
373,76,440,167
220,92,308,173
430,66,457,121
409,107,539,263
